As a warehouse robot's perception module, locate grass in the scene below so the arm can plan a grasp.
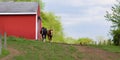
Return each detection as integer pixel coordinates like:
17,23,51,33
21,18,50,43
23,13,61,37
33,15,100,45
0,37,10,58
89,45,120,53
0,48,9,58
5,36,83,60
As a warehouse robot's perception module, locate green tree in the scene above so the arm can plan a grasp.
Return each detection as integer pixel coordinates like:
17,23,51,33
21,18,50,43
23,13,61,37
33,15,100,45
41,12,64,42
105,0,120,46
77,38,93,45
64,37,77,44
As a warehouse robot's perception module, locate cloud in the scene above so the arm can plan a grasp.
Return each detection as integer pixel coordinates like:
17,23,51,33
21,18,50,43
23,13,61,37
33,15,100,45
43,0,115,39
55,5,112,28
44,0,115,16
56,6,112,27
43,0,116,7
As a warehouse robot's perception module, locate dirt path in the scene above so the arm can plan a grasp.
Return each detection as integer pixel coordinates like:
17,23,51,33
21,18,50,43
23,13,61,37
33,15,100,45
0,47,20,60
75,46,120,60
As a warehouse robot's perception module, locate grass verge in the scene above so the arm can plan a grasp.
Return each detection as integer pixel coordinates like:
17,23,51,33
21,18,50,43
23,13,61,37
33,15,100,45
89,45,120,53
6,36,83,60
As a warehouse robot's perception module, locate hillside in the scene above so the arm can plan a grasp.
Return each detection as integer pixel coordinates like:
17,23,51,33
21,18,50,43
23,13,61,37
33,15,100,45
0,37,120,60
0,37,82,60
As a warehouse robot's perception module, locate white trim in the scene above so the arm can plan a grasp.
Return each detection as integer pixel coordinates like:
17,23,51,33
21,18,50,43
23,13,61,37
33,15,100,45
0,12,36,15
35,13,38,40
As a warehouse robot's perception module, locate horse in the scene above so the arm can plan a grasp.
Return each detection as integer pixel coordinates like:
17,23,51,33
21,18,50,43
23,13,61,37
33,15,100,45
40,27,47,42
47,29,53,42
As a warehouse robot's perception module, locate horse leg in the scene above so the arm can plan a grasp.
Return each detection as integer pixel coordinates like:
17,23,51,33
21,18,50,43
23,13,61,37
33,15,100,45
47,35,50,42
49,36,52,42
42,34,44,41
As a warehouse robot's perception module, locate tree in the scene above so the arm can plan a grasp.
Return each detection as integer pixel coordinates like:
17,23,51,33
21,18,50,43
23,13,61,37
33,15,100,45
105,0,120,46
77,38,93,45
64,37,77,44
41,12,64,42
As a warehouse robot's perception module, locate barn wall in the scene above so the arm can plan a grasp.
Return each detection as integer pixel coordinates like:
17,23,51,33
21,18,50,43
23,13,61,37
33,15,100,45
0,15,36,39
0,19,4,35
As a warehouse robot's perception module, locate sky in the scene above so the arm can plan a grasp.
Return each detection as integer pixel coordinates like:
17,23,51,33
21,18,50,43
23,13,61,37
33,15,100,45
42,0,117,40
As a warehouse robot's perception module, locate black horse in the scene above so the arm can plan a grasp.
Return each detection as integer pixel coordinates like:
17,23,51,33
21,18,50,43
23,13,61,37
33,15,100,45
40,27,47,42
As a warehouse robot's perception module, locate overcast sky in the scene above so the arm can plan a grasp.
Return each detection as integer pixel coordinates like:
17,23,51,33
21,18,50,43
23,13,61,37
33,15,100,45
43,0,117,40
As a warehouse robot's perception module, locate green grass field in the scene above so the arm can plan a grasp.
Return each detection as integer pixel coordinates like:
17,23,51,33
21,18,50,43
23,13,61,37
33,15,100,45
0,36,83,60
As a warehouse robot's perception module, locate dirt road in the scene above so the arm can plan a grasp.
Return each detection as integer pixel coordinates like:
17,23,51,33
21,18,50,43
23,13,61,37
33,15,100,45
75,46,120,60
0,47,20,60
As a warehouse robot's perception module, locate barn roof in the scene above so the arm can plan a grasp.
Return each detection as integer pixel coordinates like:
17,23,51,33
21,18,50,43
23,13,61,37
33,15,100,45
0,2,38,14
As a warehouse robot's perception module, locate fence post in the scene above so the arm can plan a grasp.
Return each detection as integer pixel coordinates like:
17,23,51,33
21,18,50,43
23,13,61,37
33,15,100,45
4,32,7,49
0,33,2,55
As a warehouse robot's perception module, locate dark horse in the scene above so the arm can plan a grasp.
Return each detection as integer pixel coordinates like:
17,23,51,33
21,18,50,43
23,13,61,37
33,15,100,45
40,27,47,42
47,29,53,42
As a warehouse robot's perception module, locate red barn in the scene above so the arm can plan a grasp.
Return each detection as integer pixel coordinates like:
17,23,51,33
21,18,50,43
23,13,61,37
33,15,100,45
0,2,41,40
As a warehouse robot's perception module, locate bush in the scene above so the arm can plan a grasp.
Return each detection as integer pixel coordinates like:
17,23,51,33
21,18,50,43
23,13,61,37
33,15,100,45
77,38,93,45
